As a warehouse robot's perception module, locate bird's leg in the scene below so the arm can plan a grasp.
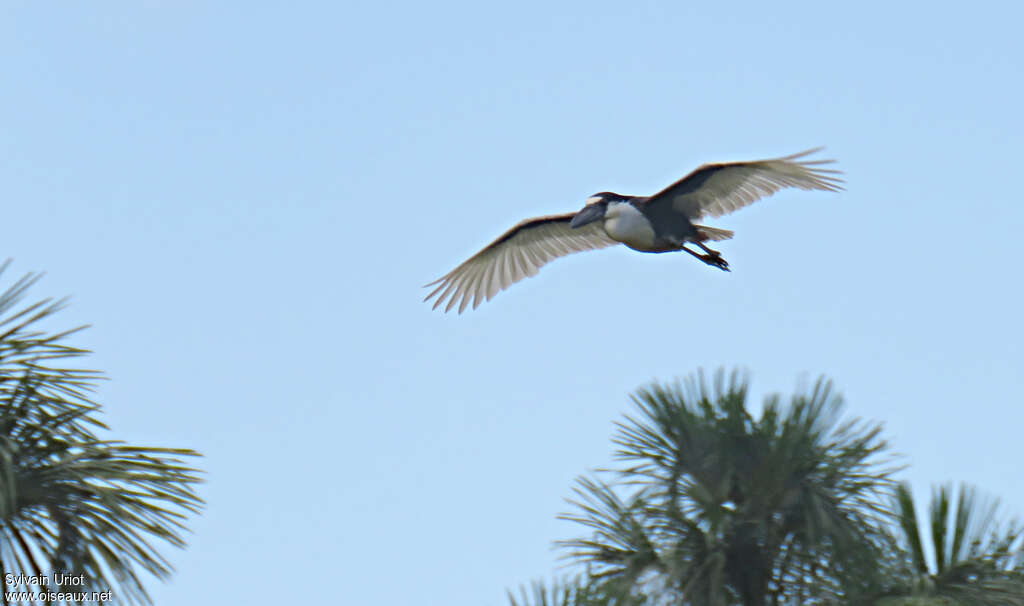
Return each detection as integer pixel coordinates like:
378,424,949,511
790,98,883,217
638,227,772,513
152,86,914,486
695,242,730,271
695,241,722,258
681,245,730,272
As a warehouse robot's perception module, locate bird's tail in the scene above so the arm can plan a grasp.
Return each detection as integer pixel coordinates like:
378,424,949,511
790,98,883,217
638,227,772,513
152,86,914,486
695,225,734,242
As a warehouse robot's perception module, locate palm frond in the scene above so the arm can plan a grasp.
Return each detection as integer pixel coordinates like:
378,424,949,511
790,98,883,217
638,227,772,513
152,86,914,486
558,369,899,605
507,577,632,606
884,481,1024,604
0,262,204,605
558,477,663,582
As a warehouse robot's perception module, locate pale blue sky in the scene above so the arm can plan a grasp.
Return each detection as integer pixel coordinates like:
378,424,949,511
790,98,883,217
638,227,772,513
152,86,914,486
3,2,1023,604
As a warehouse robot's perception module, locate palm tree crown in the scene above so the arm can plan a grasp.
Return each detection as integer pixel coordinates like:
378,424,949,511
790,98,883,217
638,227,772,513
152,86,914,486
557,370,898,605
0,262,203,605
508,370,1024,606
878,482,1024,605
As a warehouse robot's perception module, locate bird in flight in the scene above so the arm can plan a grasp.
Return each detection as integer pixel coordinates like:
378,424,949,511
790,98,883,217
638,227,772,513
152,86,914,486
425,148,843,313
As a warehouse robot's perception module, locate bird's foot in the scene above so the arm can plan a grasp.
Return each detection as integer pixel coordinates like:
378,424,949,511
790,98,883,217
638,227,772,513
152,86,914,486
702,252,730,272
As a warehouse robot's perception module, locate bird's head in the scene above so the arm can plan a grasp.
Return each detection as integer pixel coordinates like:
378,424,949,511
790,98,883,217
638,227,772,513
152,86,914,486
570,192,628,228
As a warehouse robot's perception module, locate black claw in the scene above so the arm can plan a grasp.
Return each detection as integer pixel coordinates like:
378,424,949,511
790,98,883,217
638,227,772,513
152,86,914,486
701,254,730,272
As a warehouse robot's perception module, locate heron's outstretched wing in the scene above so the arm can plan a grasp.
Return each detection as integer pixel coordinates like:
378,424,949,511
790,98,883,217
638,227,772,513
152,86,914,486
424,213,617,313
641,148,844,221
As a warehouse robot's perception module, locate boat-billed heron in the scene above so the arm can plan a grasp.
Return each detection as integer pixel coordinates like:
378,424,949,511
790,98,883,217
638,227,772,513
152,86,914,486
425,148,843,313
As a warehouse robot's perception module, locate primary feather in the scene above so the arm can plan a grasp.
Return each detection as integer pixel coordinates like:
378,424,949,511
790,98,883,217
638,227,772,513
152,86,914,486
423,214,617,313
642,147,844,220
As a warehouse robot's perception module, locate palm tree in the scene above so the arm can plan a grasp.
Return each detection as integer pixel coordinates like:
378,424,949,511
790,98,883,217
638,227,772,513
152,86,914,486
542,369,899,605
509,371,1024,606
873,483,1024,605
0,262,203,605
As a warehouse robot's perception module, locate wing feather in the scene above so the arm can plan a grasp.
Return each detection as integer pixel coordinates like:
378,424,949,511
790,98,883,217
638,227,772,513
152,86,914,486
425,213,617,313
642,147,844,220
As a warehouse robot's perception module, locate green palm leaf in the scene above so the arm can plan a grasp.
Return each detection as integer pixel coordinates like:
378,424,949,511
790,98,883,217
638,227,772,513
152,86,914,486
0,262,204,605
507,577,630,606
883,482,1024,605
555,369,898,605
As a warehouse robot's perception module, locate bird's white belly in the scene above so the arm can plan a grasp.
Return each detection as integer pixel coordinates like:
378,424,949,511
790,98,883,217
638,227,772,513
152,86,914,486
604,203,657,249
